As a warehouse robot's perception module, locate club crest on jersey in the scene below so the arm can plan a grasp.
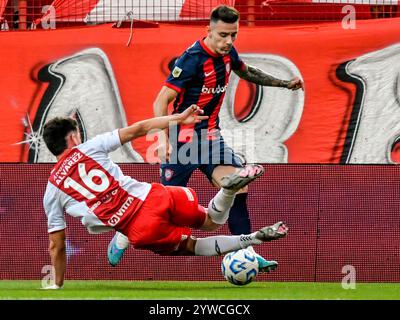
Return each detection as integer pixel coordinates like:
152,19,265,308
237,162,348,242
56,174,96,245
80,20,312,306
165,169,174,181
172,66,182,78
226,62,231,74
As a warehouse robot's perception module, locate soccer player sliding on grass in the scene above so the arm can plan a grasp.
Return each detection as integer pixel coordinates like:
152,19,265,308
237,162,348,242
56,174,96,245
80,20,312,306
42,105,288,289
109,5,303,272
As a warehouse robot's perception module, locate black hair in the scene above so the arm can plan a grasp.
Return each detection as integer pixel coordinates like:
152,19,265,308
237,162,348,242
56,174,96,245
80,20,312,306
42,117,78,156
210,5,240,24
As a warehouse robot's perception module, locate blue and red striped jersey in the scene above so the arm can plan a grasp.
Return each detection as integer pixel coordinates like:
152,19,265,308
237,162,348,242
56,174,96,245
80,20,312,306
165,39,245,143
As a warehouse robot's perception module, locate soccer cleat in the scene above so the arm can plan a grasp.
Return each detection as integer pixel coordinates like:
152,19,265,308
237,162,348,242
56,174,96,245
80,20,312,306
256,221,288,242
256,256,279,273
220,164,264,192
107,234,127,267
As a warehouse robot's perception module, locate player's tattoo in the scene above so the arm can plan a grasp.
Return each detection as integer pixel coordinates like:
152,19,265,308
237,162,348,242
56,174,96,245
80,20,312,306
235,65,290,88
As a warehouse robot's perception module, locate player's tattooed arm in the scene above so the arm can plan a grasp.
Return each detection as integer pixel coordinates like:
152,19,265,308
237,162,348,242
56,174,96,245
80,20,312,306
234,64,304,90
234,64,289,87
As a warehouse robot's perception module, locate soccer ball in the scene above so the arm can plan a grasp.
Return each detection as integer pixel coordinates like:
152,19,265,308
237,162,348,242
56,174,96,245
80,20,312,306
221,249,259,286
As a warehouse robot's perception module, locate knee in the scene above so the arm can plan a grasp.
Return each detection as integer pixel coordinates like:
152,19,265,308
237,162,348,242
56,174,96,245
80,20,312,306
182,236,197,254
200,215,222,231
167,236,198,255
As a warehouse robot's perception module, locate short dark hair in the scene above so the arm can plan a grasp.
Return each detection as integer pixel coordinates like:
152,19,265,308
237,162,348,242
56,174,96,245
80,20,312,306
210,5,240,24
42,117,78,156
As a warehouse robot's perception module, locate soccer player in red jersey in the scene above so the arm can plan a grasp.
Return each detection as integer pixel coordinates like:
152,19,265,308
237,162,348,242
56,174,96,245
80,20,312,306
42,105,288,289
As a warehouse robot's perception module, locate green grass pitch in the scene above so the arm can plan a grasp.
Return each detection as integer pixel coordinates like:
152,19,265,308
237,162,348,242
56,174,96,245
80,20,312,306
0,281,399,300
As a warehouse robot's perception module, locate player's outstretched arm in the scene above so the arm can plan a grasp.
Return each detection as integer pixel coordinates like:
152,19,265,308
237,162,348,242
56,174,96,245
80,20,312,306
153,86,178,117
153,86,179,162
118,105,208,145
234,63,304,91
47,229,66,289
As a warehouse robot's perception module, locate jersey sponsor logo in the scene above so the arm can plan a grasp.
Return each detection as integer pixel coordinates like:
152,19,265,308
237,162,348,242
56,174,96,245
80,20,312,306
201,84,228,94
88,200,101,214
107,196,134,226
108,215,120,227
100,191,114,204
165,168,174,181
172,66,183,78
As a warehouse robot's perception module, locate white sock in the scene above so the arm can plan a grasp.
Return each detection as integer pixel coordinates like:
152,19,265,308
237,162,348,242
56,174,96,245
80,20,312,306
194,236,241,256
207,189,236,225
115,232,130,249
239,233,263,248
194,233,262,256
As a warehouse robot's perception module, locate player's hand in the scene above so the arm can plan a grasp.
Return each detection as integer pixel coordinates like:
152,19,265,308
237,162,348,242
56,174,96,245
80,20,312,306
41,284,63,290
287,77,304,91
178,105,208,125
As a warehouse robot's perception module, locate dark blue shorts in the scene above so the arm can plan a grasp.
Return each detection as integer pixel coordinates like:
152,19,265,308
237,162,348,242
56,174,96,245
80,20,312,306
160,136,244,186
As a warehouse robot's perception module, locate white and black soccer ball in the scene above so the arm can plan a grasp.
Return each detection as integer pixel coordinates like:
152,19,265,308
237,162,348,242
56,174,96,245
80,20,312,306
221,249,259,286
